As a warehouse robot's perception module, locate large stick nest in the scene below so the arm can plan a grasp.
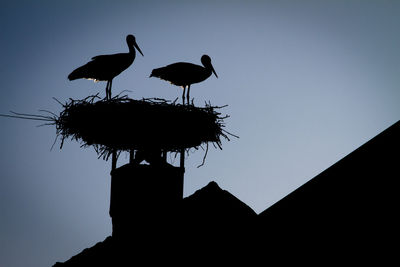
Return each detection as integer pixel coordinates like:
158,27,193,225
54,95,234,159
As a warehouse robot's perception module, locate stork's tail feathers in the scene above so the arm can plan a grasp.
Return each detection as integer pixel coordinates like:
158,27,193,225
68,69,81,80
68,65,89,81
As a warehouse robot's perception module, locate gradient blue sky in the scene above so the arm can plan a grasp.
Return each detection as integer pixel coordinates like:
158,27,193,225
1,1,399,266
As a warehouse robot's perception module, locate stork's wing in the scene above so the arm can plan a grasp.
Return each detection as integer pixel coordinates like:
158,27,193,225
68,53,133,81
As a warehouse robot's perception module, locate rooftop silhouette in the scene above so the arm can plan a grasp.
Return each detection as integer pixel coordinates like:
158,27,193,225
53,181,256,266
257,119,400,257
53,120,399,265
259,120,399,229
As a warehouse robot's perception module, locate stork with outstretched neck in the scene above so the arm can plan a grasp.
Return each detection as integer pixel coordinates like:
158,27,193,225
150,55,218,104
68,34,143,100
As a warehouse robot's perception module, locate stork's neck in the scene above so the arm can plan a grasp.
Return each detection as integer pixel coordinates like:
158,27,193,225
204,64,213,76
128,45,136,57
205,67,212,78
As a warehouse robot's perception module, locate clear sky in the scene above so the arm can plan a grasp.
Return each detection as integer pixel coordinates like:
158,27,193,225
1,1,399,266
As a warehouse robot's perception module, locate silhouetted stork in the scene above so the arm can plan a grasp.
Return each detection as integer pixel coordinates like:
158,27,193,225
150,55,218,104
68,34,143,100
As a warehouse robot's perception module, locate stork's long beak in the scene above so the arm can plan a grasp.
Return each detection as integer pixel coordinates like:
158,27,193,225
135,42,144,56
211,64,218,78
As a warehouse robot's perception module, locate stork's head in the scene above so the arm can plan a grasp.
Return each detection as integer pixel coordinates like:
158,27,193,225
126,34,144,56
201,55,218,78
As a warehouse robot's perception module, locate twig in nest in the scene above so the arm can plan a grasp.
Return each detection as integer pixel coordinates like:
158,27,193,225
0,111,55,122
197,142,209,168
50,135,59,151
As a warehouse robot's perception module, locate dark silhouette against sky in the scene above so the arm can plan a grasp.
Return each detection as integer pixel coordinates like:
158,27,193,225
54,120,400,265
1,1,400,267
150,54,218,104
68,34,143,100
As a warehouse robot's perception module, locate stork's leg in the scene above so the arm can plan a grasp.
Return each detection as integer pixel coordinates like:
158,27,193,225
129,149,134,164
182,86,186,105
105,81,110,100
111,149,117,171
180,148,185,169
109,79,113,99
187,85,191,105
106,81,109,100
